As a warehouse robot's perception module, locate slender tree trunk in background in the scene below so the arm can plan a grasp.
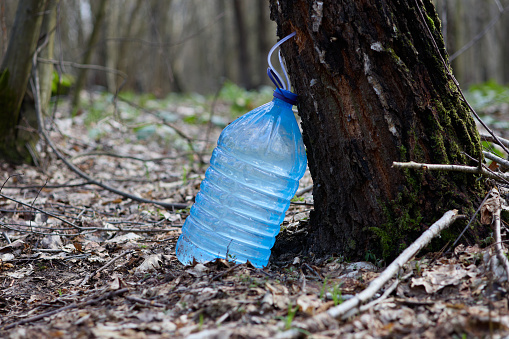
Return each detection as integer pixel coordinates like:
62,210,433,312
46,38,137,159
503,7,509,83
218,0,228,80
71,0,107,109
118,0,143,75
105,2,119,93
270,0,485,260
256,0,269,88
37,0,59,113
233,0,253,89
0,0,49,164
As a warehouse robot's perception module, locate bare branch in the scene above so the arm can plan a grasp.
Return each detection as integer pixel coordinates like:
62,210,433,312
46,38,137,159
491,190,509,282
80,250,134,287
449,192,491,252
413,0,509,157
278,210,460,337
392,161,509,183
480,133,509,149
449,3,509,61
30,55,188,210
483,151,509,169
3,288,129,330
0,192,89,230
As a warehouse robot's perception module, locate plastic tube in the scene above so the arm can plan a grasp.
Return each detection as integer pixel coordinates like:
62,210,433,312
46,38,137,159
267,31,296,90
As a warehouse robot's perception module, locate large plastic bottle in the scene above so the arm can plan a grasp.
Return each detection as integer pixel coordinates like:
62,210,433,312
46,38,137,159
176,88,307,268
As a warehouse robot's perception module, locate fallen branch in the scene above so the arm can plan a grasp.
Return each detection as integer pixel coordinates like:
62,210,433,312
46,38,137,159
449,192,491,252
31,52,188,210
483,151,509,169
3,288,129,330
480,133,509,149
341,271,413,320
392,161,509,183
0,192,90,231
277,210,460,338
71,150,182,162
125,295,165,308
492,190,509,282
80,250,134,286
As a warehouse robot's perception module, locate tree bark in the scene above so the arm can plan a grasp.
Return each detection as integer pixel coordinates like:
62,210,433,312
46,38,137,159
0,0,50,164
71,0,107,109
37,0,60,112
270,0,485,260
233,0,253,90
256,0,270,88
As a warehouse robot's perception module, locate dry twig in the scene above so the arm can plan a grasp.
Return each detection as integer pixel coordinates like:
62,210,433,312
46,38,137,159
31,52,188,210
80,249,134,286
392,161,509,183
483,151,509,169
277,210,460,338
2,288,129,330
491,190,509,282
125,295,165,308
480,133,509,148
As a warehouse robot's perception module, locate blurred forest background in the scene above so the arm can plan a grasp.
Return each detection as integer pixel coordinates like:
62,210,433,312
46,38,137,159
1,0,509,98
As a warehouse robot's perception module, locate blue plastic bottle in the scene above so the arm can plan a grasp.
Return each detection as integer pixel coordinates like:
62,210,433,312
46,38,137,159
176,88,307,268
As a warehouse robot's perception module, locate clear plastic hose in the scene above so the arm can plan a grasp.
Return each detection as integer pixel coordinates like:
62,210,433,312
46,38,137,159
267,31,296,90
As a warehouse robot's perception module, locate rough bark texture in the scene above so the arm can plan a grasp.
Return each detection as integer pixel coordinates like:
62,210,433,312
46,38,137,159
270,0,485,259
0,0,49,164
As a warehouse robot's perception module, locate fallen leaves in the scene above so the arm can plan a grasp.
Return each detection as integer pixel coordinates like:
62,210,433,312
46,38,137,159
411,263,478,294
0,94,508,338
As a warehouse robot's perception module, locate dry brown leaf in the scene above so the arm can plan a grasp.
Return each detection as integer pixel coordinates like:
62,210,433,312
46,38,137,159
480,196,500,225
411,263,478,294
296,294,323,315
186,263,209,277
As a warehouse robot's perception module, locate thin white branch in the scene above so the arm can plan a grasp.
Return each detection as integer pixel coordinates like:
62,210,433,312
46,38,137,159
492,191,509,282
483,151,509,169
392,161,509,182
277,210,460,338
480,132,509,149
341,271,413,320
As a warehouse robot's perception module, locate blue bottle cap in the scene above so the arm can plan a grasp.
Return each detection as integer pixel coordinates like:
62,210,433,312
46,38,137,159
273,88,297,105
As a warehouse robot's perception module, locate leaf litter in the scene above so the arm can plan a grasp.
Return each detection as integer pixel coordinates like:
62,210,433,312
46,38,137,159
0,92,508,338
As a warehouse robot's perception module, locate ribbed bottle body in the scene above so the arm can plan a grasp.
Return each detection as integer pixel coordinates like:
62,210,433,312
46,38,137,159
176,96,306,268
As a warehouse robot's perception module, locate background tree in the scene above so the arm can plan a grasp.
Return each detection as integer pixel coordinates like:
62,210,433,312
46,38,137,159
0,0,51,164
71,0,107,109
270,0,486,259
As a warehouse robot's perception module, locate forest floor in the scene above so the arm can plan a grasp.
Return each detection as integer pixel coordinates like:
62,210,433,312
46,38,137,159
1,85,509,338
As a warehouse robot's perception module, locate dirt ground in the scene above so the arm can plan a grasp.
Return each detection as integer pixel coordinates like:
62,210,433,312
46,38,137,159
1,94,509,338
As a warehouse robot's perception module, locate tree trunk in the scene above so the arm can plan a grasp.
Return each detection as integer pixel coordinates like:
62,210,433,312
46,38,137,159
233,0,253,90
256,0,270,88
37,0,59,113
0,0,49,164
270,0,485,260
71,0,107,109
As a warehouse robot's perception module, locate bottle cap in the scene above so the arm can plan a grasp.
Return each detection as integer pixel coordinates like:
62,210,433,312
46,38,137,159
273,88,297,105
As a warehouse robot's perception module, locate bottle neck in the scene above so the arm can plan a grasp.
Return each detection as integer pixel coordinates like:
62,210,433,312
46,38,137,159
273,96,294,110
272,88,297,106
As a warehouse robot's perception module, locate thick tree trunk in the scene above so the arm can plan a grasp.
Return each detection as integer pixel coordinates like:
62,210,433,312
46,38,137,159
270,0,485,260
0,0,49,164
